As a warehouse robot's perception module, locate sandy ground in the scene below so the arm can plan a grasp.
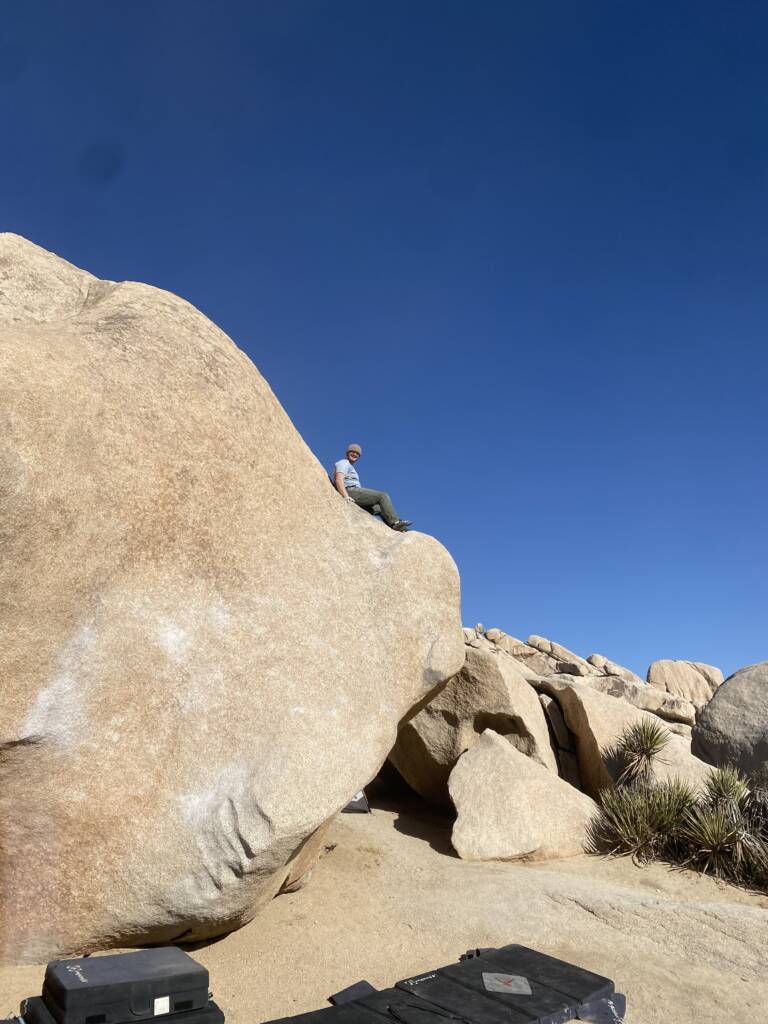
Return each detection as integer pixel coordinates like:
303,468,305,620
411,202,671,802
3,795,768,1023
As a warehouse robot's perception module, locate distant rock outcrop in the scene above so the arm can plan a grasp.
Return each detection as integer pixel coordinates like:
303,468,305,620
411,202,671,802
692,662,768,775
647,660,724,706
580,675,696,728
0,235,464,963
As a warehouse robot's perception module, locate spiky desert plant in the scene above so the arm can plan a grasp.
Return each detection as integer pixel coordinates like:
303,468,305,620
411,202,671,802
609,718,671,787
748,788,768,840
587,777,697,862
647,778,700,859
679,801,767,882
587,784,655,861
750,763,768,793
747,765,768,840
703,765,750,812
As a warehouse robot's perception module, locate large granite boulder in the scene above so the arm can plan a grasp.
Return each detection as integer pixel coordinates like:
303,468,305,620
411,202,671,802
389,644,556,806
449,730,598,861
647,660,724,706
537,677,711,799
0,235,464,963
692,662,768,774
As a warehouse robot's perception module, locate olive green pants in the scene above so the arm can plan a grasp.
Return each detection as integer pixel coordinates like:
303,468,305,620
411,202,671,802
347,487,400,527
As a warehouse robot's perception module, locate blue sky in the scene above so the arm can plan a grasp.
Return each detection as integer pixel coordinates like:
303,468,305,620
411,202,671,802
2,1,766,678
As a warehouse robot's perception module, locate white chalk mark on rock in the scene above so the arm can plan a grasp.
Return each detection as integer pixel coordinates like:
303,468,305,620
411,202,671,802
23,622,97,746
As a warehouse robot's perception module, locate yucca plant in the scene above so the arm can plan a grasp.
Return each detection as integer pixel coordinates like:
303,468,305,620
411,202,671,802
679,802,757,881
588,777,697,863
703,765,750,812
748,766,768,840
608,718,672,787
587,784,656,861
589,722,768,892
748,788,768,841
647,778,700,859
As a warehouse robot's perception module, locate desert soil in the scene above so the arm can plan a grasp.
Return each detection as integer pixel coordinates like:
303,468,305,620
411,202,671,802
3,795,768,1023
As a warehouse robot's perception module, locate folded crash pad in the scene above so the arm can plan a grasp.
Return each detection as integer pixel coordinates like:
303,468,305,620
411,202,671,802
267,944,626,1024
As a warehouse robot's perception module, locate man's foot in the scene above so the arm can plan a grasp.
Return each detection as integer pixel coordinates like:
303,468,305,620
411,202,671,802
391,519,413,532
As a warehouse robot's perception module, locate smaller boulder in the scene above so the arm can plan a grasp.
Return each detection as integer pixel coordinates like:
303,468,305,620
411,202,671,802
389,644,557,806
557,661,590,677
527,635,593,676
587,654,645,686
647,660,724,706
449,730,598,861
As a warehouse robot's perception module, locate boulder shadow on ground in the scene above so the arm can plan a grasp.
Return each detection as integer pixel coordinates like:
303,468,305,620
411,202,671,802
389,803,457,858
367,772,457,858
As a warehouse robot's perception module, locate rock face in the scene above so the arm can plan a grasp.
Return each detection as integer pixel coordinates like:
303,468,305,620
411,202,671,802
586,653,644,686
581,675,697,726
389,644,556,806
0,235,464,963
537,677,712,798
449,730,598,861
692,663,768,775
393,628,719,816
647,660,724,705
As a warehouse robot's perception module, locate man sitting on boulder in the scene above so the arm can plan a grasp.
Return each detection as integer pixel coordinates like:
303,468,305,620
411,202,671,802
334,443,412,532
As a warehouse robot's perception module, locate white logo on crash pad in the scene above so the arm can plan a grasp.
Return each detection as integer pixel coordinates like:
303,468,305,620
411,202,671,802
482,972,532,995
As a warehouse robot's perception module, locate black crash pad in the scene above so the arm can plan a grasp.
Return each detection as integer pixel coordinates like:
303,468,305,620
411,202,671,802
265,944,626,1024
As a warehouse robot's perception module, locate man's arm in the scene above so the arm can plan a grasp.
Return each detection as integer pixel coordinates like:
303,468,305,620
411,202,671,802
335,471,349,498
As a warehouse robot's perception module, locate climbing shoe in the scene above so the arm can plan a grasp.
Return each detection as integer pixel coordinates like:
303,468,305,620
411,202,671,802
392,520,412,532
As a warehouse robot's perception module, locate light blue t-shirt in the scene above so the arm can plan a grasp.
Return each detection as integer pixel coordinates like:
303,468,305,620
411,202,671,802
334,458,360,490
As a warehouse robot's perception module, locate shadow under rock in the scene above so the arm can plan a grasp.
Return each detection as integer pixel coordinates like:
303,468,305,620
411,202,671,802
369,790,457,858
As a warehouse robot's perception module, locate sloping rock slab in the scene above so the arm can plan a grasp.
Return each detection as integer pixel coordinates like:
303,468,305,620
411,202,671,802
390,644,556,806
449,730,598,861
692,662,768,774
584,675,696,725
538,677,711,798
0,235,464,964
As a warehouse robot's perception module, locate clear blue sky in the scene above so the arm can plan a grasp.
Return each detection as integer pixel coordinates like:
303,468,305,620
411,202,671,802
3,1,766,678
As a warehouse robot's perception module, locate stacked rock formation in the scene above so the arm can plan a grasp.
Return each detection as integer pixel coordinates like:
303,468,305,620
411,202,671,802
391,626,723,862
0,235,464,964
389,644,556,807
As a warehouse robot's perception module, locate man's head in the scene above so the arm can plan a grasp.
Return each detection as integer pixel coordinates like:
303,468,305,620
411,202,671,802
346,443,362,462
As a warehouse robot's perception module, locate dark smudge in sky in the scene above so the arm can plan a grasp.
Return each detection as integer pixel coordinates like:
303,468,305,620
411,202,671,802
78,142,125,186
